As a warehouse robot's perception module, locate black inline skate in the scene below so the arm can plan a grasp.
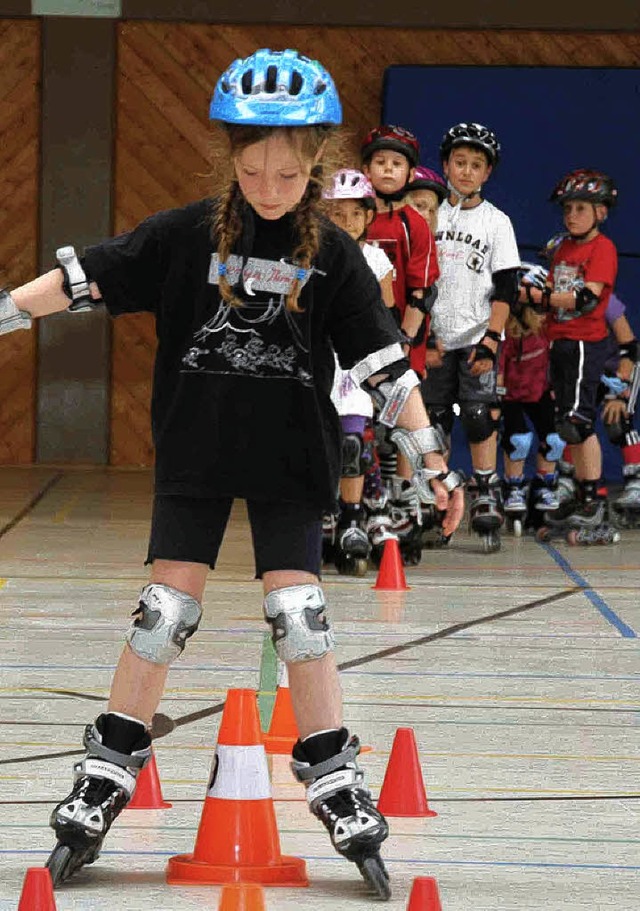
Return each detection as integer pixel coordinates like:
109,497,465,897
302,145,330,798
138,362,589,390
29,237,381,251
47,712,151,887
388,476,423,565
292,728,390,900
467,470,504,553
334,502,370,576
536,482,620,546
364,490,396,567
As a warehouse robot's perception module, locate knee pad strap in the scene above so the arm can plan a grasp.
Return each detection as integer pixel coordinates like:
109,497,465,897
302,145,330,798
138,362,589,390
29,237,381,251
263,584,335,663
126,583,202,665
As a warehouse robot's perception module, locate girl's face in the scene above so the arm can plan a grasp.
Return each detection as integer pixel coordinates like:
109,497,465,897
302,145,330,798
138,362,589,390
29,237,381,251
407,188,440,233
326,199,372,242
234,133,317,220
562,200,604,237
443,146,491,197
364,150,412,196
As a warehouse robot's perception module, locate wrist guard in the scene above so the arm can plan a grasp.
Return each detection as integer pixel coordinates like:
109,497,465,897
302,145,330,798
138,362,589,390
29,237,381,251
351,343,417,428
0,288,32,336
56,246,102,312
574,286,599,314
540,287,552,311
619,339,638,362
474,342,497,364
389,426,445,470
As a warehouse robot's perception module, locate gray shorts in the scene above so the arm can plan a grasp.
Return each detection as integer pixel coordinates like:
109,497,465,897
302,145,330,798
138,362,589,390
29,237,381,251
420,347,498,406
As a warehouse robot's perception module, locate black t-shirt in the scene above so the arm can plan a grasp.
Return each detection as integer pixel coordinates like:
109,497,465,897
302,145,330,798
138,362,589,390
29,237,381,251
84,199,400,509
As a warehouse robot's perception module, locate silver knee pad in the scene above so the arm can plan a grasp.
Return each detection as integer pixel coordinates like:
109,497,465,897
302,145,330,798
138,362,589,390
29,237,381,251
126,583,202,665
263,584,335,663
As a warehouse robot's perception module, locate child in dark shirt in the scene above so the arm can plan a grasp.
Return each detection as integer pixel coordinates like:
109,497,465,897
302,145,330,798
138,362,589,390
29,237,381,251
0,49,463,893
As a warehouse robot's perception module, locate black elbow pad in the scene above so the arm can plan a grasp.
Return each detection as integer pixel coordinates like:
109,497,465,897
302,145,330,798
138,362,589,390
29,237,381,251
491,268,520,306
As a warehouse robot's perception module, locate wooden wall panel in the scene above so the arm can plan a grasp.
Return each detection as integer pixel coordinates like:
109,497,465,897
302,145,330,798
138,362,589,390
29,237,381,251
0,20,39,465
112,23,640,465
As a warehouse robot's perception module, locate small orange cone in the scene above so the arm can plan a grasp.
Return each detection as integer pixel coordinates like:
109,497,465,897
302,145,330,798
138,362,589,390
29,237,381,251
127,751,172,809
262,665,298,755
218,882,266,911
18,868,57,911
167,688,308,886
372,537,410,591
407,876,442,911
377,727,437,817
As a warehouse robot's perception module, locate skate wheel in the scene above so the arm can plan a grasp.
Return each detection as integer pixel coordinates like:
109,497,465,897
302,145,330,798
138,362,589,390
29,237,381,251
46,843,76,888
511,518,523,538
481,531,501,554
336,556,369,577
359,855,391,901
536,527,551,543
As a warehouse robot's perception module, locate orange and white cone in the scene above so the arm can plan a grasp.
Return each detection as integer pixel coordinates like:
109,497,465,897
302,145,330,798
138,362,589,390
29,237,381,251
262,664,299,755
167,688,308,886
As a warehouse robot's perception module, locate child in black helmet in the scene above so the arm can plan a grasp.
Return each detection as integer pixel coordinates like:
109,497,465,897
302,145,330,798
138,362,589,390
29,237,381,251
422,122,521,553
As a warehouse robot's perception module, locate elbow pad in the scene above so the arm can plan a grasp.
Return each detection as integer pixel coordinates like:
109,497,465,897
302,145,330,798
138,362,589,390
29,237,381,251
619,339,638,362
407,285,438,315
574,286,599,314
491,268,520,306
351,343,417,428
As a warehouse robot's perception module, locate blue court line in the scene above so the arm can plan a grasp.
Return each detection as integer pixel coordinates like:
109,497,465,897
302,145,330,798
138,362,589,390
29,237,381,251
2,849,638,871
538,541,637,638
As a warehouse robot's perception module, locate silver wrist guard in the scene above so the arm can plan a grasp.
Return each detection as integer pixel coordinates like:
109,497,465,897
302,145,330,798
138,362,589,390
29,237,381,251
389,426,446,470
0,289,32,336
56,245,101,312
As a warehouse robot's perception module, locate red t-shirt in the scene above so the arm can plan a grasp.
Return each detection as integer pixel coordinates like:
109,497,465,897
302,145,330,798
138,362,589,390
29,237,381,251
367,204,439,374
546,233,617,342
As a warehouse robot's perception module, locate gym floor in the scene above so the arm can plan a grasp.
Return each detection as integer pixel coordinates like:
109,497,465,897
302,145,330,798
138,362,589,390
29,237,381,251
0,466,638,910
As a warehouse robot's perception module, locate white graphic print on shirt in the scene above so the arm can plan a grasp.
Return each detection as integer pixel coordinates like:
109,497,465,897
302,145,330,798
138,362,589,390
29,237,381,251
552,261,585,322
181,253,317,384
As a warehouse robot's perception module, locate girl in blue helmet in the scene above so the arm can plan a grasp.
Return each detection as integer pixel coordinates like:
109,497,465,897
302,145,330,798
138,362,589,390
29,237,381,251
4,49,464,895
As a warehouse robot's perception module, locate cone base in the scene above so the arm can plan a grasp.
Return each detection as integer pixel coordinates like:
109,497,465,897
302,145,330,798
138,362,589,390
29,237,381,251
127,799,173,809
166,852,308,887
377,805,438,818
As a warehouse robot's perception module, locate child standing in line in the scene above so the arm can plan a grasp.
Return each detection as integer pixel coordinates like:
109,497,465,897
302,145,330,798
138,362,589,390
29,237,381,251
521,169,620,544
405,165,448,235
423,122,521,553
322,168,395,572
0,49,465,895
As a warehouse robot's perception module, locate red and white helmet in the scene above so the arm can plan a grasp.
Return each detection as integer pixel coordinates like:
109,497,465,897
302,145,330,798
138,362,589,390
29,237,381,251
360,125,420,167
323,169,376,201
549,169,618,208
406,166,447,203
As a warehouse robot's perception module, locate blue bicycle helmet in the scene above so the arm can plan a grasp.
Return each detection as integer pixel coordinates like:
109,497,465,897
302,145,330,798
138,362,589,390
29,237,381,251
210,49,342,126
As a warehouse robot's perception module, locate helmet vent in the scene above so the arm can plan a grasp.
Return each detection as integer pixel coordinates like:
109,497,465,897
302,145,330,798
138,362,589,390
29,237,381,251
265,65,278,93
314,82,327,96
241,70,254,94
290,71,303,95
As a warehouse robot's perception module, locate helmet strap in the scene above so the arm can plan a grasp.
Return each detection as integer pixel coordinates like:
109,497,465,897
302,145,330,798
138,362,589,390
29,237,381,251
375,187,409,204
445,179,480,227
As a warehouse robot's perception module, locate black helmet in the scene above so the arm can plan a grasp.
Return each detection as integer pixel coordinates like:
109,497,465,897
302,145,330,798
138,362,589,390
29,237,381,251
549,169,618,208
440,122,500,166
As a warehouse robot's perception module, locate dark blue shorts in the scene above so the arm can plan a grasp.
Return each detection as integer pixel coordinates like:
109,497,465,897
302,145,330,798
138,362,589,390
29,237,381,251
147,496,323,578
550,337,610,425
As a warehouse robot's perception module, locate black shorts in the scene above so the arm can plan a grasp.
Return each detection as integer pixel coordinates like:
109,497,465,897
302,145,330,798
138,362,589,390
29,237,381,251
421,347,498,407
501,390,556,450
550,337,610,425
147,496,323,578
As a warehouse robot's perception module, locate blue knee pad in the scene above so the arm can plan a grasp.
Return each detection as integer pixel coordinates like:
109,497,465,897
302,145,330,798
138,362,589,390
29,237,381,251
539,432,565,462
504,430,533,461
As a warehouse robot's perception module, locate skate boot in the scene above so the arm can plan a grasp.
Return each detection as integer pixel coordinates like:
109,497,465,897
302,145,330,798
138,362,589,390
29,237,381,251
47,712,151,887
537,482,620,546
364,490,396,567
334,502,370,576
322,511,337,564
503,475,528,537
292,728,390,900
467,470,504,553
388,476,423,565
612,465,640,528
556,460,577,508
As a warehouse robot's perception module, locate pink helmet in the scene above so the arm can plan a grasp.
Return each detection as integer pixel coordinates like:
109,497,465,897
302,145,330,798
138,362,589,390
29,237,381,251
406,166,447,203
323,168,376,202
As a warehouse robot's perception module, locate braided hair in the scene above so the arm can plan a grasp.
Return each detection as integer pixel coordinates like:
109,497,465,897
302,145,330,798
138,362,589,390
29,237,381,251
211,124,338,313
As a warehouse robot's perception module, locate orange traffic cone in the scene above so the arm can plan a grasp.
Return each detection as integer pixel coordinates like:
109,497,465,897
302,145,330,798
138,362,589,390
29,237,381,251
167,688,308,886
377,727,437,817
407,876,442,911
262,665,298,755
18,868,57,911
218,882,266,911
372,537,410,591
127,751,172,809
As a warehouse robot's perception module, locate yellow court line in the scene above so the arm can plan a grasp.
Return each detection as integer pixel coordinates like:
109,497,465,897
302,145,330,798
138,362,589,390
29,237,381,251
0,579,6,590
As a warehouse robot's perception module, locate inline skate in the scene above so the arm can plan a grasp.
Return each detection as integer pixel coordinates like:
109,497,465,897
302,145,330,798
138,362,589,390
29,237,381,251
364,490,396,567
47,712,151,887
334,502,370,576
467,470,504,553
388,476,423,565
536,483,620,546
611,465,640,528
292,728,390,900
502,475,528,537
